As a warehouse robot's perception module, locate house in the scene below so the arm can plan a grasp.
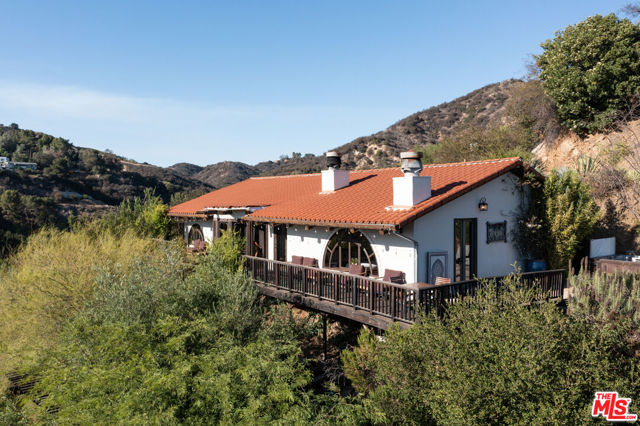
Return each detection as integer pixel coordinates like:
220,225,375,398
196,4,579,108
0,157,37,171
169,152,537,285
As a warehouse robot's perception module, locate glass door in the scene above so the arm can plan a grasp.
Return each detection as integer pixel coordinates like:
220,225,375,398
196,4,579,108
274,225,287,261
454,219,477,281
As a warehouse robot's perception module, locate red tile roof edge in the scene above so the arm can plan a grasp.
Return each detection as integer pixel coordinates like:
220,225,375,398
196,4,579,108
242,158,527,229
168,157,539,226
242,216,399,230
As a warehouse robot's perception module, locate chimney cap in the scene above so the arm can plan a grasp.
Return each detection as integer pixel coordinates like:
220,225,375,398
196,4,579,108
326,151,341,169
400,150,423,160
400,150,423,176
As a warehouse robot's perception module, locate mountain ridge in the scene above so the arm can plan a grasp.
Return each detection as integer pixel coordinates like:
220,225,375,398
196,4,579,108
171,79,521,187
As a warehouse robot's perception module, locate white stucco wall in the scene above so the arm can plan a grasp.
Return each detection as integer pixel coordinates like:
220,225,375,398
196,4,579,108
285,226,418,282
361,228,417,283
410,172,525,282
185,220,214,244
286,226,333,264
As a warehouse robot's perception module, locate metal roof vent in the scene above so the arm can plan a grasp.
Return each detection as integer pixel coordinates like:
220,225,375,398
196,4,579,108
326,151,341,169
400,151,423,177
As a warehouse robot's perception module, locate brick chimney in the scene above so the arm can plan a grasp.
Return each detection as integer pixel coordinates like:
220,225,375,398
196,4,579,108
392,151,431,207
321,151,349,192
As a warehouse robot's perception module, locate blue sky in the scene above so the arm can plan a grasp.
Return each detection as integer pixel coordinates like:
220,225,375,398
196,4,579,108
0,1,630,167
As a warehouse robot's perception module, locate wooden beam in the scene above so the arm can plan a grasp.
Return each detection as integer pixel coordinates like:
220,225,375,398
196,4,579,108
256,284,411,330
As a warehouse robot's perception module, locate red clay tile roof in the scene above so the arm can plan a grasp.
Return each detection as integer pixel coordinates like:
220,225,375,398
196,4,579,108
168,157,526,229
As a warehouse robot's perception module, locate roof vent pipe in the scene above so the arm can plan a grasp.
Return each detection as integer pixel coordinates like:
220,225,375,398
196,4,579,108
321,151,349,192
326,150,342,169
401,151,423,176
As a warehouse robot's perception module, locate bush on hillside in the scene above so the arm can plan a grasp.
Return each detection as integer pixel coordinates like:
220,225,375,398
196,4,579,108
504,80,562,141
0,227,164,376
537,14,640,135
0,190,60,256
416,123,537,164
20,241,325,424
81,188,171,239
342,275,640,424
569,269,640,325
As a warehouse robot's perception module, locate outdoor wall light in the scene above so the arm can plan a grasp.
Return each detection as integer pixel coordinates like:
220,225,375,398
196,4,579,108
478,197,488,211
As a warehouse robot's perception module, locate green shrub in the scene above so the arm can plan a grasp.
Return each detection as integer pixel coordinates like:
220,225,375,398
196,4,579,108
543,170,600,268
82,188,171,239
537,14,640,135
514,170,600,267
569,269,640,325
207,228,245,272
342,275,640,424
21,239,322,424
0,227,163,377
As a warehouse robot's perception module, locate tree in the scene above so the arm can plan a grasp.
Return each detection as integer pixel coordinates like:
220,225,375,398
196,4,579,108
0,190,24,223
44,156,72,176
537,14,640,135
543,170,600,268
78,149,105,173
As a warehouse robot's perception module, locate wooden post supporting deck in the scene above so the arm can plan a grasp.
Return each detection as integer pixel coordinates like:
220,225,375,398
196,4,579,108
322,315,328,360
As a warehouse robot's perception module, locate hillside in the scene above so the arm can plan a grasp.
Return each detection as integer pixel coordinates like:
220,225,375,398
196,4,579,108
194,161,261,188
0,125,212,215
167,162,204,177
336,79,519,169
172,79,521,188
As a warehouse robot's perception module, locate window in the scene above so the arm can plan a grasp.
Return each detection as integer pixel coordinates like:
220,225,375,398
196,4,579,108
188,224,204,246
486,221,507,243
454,219,477,281
324,229,378,276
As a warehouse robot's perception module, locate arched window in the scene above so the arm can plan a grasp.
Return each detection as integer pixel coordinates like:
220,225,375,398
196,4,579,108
324,229,378,276
188,224,204,246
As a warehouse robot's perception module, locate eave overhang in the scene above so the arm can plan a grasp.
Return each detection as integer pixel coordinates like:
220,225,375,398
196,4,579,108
242,215,399,231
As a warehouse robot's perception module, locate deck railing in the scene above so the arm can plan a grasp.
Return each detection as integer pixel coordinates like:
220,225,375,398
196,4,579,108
244,255,421,323
244,256,567,324
419,269,567,316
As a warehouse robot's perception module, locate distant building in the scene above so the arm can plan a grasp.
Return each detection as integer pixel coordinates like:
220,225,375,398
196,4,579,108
0,157,37,171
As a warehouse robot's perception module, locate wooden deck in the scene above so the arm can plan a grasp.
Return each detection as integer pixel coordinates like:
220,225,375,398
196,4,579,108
244,255,567,330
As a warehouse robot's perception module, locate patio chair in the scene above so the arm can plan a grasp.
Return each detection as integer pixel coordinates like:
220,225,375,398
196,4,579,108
291,255,304,265
302,257,318,267
383,269,406,284
348,264,365,276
